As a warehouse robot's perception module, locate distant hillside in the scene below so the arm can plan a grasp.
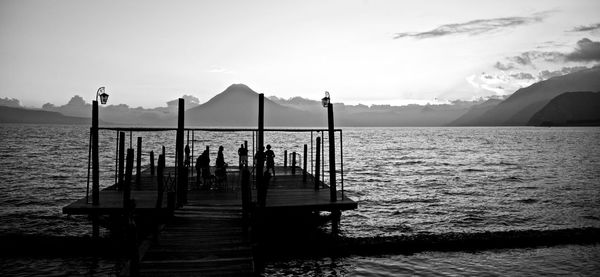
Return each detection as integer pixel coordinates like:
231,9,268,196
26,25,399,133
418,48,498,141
458,66,600,126
0,106,91,124
186,84,324,127
528,91,600,126
448,98,504,126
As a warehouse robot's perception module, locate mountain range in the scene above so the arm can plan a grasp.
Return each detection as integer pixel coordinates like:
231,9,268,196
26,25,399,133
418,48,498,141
2,66,599,126
450,66,600,126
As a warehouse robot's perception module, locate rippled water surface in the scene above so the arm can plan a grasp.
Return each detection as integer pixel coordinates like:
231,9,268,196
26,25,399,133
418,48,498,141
1,124,599,275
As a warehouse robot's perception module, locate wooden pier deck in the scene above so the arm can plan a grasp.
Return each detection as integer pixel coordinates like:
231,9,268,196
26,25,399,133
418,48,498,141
63,165,356,276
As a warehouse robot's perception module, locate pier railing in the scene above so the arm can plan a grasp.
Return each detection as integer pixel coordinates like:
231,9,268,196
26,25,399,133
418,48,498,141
87,127,345,204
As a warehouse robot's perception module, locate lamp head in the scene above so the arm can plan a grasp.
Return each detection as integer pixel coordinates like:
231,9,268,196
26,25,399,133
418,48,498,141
97,87,109,104
321,91,330,108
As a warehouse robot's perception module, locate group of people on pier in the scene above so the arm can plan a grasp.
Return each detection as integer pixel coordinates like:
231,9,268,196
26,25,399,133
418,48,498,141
191,143,276,189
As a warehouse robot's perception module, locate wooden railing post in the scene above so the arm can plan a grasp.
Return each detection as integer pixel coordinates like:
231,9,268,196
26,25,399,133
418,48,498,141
118,132,125,190
303,144,307,182
291,152,296,175
156,154,164,208
124,148,134,208
149,151,155,176
315,137,321,190
136,137,142,188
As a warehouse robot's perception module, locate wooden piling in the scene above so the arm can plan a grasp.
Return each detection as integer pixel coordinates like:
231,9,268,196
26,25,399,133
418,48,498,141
124,148,134,208
284,150,288,167
303,144,307,182
136,137,142,188
315,137,321,190
118,132,125,189
149,151,155,176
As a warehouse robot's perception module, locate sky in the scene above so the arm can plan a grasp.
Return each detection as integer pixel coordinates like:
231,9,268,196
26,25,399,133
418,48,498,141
1,0,599,108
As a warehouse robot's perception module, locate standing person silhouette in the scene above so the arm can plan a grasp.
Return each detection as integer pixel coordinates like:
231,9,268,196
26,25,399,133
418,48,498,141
201,146,211,188
238,144,248,168
265,144,276,176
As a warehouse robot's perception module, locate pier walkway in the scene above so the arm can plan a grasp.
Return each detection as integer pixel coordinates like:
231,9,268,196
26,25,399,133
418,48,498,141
63,165,356,276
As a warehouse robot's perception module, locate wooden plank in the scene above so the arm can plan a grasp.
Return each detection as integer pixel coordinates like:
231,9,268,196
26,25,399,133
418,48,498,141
139,206,254,276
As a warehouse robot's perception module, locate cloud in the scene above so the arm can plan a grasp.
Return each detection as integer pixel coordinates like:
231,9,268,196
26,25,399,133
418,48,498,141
510,72,535,80
494,62,515,71
565,38,600,62
567,23,600,32
393,12,546,39
508,51,565,65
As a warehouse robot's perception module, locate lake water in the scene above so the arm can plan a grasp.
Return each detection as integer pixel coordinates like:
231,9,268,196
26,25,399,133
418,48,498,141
1,124,599,275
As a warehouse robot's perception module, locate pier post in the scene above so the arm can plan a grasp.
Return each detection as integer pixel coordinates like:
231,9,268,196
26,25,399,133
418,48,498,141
136,137,142,188
257,94,266,208
118,132,125,189
291,152,296,175
91,100,100,237
303,144,308,182
176,98,185,206
327,103,337,202
150,151,155,176
124,148,134,208
315,137,321,190
92,101,99,205
284,150,287,168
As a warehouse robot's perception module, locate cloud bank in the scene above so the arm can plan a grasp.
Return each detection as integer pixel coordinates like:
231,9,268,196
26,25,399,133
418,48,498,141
568,23,600,32
394,13,546,39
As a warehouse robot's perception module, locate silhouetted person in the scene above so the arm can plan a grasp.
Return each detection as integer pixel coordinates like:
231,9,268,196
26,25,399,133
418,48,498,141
238,144,248,168
201,146,211,188
216,146,225,168
184,144,190,167
215,146,227,188
265,144,275,176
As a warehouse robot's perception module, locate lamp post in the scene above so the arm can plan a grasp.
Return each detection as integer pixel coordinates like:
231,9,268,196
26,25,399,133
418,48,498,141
322,91,336,202
92,87,109,206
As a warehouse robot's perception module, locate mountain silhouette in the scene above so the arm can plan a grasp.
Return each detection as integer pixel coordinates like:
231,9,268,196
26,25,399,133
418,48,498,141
456,66,600,125
0,106,92,124
185,84,324,127
528,91,600,126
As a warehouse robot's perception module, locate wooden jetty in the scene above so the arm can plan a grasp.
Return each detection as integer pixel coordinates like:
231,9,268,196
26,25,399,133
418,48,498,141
63,94,357,276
